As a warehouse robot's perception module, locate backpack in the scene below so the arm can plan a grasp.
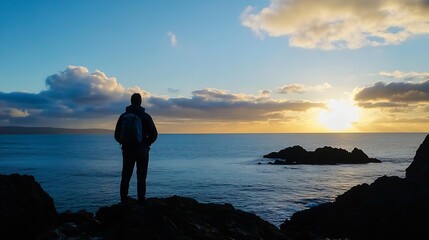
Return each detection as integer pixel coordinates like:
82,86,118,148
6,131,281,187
120,113,143,145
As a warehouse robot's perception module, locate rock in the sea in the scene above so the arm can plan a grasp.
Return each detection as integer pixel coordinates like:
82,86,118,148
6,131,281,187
0,174,58,239
264,145,380,164
280,134,429,240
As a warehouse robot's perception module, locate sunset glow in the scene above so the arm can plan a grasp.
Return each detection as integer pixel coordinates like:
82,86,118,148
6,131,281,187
318,100,360,131
1,1,429,133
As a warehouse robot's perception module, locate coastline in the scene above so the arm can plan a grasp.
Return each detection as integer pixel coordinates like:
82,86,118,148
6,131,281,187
0,125,427,135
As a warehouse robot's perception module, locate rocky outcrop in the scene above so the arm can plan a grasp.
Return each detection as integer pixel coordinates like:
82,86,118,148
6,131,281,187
0,173,287,240
51,196,287,239
281,134,429,240
94,196,287,240
405,134,429,182
0,174,58,239
264,145,380,164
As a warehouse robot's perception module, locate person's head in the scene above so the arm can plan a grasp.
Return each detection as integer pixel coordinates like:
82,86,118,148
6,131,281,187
130,93,142,106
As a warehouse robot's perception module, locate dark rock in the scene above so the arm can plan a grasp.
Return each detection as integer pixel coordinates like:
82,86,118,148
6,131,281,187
0,173,58,239
57,210,101,236
264,145,308,163
95,196,288,240
405,134,429,182
1,172,288,240
264,145,381,164
58,222,80,236
58,210,94,224
281,134,429,240
268,159,287,165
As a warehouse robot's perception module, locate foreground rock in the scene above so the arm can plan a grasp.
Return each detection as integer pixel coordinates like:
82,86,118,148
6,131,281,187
264,145,381,164
281,134,429,240
0,174,287,240
94,196,287,240
0,174,57,239
405,134,429,182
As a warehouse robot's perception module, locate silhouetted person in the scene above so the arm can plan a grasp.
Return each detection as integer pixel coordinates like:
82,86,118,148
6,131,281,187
114,93,158,204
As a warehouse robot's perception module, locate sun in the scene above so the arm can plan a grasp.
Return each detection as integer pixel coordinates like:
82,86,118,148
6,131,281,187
318,100,360,131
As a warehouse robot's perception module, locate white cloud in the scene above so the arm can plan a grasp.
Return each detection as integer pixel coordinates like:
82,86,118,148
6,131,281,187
0,66,140,126
43,65,126,104
9,108,29,118
278,83,306,94
241,0,429,50
0,66,324,126
147,88,324,121
278,83,331,94
167,31,177,47
379,70,429,80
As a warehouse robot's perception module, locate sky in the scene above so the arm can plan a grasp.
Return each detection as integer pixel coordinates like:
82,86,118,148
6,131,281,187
1,0,429,133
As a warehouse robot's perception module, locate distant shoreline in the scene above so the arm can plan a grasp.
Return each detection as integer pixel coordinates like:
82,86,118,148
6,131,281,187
0,126,426,135
0,126,113,135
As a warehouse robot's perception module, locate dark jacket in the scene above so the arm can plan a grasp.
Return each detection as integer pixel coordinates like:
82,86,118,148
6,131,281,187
114,105,158,148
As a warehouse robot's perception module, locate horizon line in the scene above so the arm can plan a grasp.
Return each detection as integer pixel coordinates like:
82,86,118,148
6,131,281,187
0,126,427,135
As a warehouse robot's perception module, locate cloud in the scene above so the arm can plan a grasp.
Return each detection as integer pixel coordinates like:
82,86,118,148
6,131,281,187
357,102,408,109
167,32,177,47
278,84,306,94
147,88,324,121
42,65,126,104
0,66,324,128
278,83,331,94
379,70,429,80
355,80,429,103
9,108,30,118
353,70,429,133
354,69,429,113
260,90,271,95
241,0,429,49
0,66,134,126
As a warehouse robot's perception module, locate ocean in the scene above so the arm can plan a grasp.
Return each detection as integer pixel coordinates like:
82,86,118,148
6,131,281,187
0,133,426,227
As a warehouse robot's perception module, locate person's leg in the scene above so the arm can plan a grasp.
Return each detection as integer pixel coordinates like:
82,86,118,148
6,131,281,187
120,149,135,203
136,147,149,203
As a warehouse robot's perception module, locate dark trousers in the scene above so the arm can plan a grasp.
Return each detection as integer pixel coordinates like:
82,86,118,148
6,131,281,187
120,146,149,202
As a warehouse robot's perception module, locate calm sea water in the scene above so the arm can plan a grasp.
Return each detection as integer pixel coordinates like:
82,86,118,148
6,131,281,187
0,133,426,227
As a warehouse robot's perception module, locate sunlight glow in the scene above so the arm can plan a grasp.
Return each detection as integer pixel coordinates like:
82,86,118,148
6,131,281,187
318,100,360,131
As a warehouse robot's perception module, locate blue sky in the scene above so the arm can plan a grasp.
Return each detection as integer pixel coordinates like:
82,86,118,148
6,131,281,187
1,0,429,132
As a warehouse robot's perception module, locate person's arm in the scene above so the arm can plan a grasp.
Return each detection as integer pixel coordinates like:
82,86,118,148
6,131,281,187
114,115,122,144
146,114,158,146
